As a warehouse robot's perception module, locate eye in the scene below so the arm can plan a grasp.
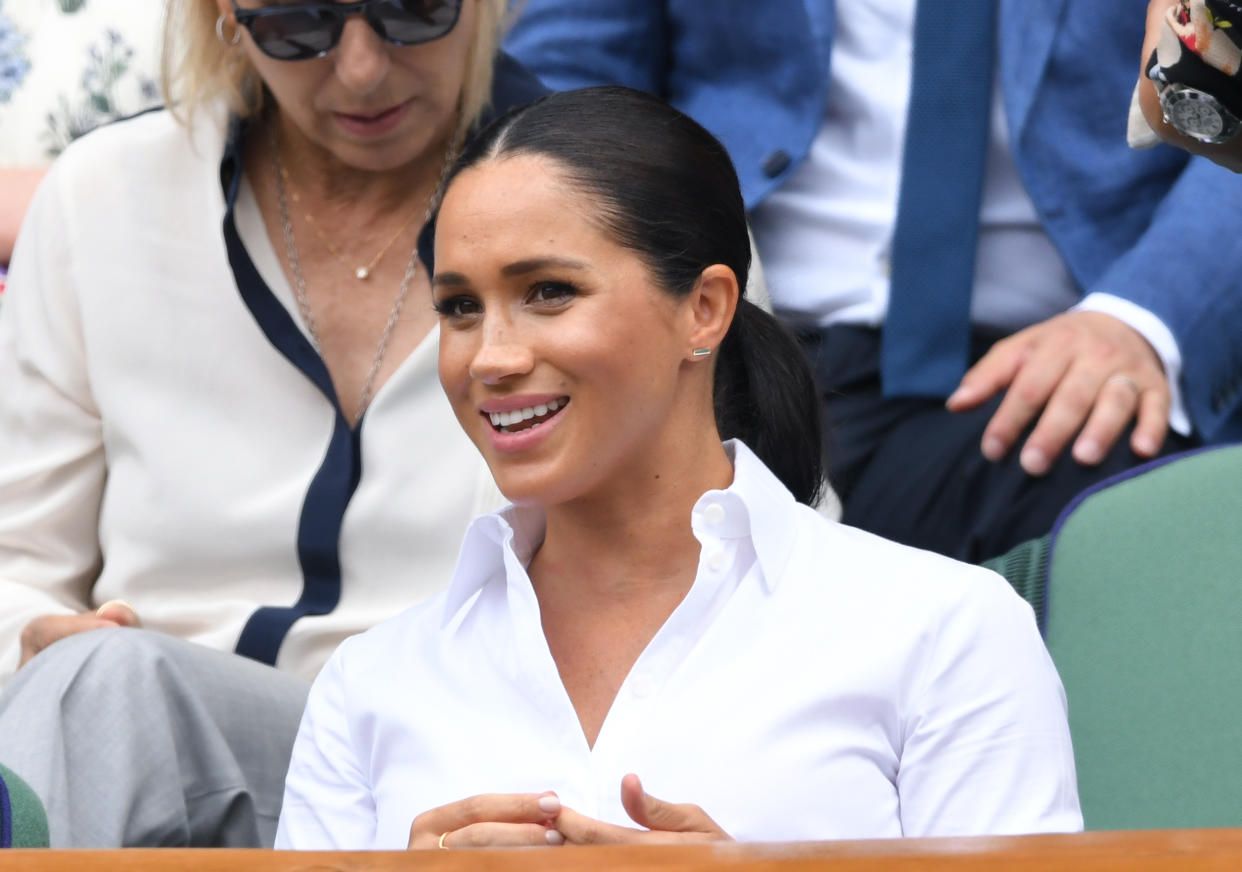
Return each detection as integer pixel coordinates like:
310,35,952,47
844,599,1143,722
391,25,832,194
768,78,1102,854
433,295,482,322
528,281,578,307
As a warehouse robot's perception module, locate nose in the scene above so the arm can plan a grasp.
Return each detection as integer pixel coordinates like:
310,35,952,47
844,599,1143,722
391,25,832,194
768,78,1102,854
468,318,535,385
333,17,390,94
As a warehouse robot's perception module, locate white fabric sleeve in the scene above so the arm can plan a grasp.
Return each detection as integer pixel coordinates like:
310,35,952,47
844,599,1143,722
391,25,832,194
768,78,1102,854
0,162,106,685
896,570,1083,836
275,640,377,849
1074,292,1191,436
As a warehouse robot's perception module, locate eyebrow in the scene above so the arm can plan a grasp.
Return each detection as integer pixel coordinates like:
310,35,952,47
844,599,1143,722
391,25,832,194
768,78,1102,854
500,257,591,277
432,272,470,289
433,257,592,290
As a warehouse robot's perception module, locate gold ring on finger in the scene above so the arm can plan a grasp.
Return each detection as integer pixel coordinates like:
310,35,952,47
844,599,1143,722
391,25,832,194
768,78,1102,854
438,831,450,850
1106,374,1141,395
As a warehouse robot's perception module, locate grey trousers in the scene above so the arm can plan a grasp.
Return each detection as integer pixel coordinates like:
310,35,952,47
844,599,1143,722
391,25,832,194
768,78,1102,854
0,628,309,847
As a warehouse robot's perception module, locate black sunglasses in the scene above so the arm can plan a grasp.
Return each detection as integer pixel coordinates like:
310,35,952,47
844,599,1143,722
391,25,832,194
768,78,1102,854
231,0,463,61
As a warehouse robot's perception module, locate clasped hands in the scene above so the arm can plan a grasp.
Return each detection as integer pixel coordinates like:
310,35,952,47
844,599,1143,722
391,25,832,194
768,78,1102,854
947,311,1171,476
409,773,730,849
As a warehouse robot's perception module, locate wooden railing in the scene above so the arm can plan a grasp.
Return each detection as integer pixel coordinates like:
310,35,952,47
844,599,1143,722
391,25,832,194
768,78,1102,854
7,830,1242,871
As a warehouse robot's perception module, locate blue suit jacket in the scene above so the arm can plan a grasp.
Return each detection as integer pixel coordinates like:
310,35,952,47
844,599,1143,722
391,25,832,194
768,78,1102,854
505,0,1242,440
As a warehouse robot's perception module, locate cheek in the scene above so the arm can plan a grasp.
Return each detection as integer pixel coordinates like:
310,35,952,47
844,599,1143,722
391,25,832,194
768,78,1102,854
437,332,474,406
406,29,472,97
573,324,681,404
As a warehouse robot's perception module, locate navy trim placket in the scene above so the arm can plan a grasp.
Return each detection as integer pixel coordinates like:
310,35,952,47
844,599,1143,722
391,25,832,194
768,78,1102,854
220,57,549,666
220,115,361,665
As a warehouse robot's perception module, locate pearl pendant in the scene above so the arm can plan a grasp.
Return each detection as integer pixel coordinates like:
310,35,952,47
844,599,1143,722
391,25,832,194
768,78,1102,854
355,267,370,280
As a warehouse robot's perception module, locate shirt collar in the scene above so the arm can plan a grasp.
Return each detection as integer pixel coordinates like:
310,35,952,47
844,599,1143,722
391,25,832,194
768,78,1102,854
692,440,800,594
440,440,802,622
217,109,249,211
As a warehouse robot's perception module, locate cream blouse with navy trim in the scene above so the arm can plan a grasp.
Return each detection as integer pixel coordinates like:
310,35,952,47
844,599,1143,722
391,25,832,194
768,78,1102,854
0,54,545,683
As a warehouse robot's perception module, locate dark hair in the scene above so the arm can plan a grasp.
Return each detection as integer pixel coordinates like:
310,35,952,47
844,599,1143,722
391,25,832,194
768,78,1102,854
443,86,824,506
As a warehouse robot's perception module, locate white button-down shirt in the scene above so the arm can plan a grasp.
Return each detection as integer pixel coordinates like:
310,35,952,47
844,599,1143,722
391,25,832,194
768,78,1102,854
276,442,1082,849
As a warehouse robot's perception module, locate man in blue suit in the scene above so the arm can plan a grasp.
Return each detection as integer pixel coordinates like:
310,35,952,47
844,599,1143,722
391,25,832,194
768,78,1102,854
505,0,1240,561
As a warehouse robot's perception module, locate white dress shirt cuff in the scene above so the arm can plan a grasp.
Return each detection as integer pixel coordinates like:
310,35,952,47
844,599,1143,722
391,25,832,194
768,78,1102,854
1073,292,1191,436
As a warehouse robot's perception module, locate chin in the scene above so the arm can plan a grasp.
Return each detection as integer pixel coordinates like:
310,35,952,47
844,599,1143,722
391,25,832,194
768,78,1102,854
485,463,555,508
483,456,586,510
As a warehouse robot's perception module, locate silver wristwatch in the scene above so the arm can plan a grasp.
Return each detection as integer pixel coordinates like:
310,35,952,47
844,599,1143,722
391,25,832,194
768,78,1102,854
1159,83,1242,144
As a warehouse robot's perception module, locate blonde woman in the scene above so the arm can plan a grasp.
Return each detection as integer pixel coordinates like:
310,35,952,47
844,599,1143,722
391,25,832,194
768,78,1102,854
0,0,543,847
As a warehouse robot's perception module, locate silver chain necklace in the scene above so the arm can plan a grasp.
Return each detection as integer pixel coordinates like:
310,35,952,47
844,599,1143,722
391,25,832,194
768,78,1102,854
267,119,460,425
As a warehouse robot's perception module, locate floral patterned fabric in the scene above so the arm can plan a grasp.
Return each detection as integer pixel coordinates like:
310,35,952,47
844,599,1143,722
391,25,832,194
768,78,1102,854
1149,0,1242,113
0,0,163,165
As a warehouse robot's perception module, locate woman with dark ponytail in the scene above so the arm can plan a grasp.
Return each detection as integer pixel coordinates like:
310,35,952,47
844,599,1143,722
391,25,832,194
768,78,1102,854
276,87,1081,850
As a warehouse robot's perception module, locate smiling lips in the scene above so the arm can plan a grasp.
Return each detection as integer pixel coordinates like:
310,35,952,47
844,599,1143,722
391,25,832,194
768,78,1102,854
487,398,569,433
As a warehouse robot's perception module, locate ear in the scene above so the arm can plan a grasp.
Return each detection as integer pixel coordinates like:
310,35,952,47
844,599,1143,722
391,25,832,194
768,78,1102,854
684,264,739,359
215,0,235,23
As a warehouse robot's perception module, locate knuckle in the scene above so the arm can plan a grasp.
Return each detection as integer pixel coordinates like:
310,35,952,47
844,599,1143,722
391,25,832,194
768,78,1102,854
1090,340,1122,363
409,811,431,838
460,794,484,821
1103,387,1138,413
1010,381,1047,410
681,803,707,822
1059,383,1097,414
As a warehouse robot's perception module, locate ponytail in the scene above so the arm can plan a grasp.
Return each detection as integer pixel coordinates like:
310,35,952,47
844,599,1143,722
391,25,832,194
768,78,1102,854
715,300,825,506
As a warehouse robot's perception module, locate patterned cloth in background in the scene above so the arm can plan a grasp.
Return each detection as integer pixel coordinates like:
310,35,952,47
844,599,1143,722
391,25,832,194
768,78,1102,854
0,0,162,165
1130,0,1242,145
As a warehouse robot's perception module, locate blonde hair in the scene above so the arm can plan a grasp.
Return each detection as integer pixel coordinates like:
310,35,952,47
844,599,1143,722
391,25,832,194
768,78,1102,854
161,0,507,132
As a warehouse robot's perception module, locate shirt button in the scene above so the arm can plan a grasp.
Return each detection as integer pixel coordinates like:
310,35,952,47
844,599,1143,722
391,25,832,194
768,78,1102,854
703,503,726,525
762,149,791,178
706,549,726,572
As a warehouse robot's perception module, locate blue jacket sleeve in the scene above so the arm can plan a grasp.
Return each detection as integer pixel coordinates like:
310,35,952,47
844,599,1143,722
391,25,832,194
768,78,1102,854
1085,153,1242,442
503,0,668,96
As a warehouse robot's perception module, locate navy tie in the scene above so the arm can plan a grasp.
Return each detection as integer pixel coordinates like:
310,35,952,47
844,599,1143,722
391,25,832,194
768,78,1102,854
882,0,997,398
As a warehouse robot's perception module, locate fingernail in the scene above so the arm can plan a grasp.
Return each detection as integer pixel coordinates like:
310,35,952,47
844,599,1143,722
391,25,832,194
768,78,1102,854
981,437,1005,461
538,794,561,815
947,387,969,406
1074,439,1101,465
1134,435,1157,456
96,599,137,621
545,829,564,846
1021,446,1049,476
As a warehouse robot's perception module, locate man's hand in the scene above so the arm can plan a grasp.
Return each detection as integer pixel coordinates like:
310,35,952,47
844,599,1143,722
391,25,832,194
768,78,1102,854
19,600,141,668
554,774,732,845
1138,0,1242,171
946,311,1170,475
409,792,565,849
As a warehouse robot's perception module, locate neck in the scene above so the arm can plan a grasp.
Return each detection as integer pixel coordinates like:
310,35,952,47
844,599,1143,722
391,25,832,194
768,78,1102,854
268,110,455,215
529,426,735,607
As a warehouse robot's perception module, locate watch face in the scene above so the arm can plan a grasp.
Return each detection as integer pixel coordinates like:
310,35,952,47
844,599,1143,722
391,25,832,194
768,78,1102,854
1169,96,1225,139
1161,86,1241,144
